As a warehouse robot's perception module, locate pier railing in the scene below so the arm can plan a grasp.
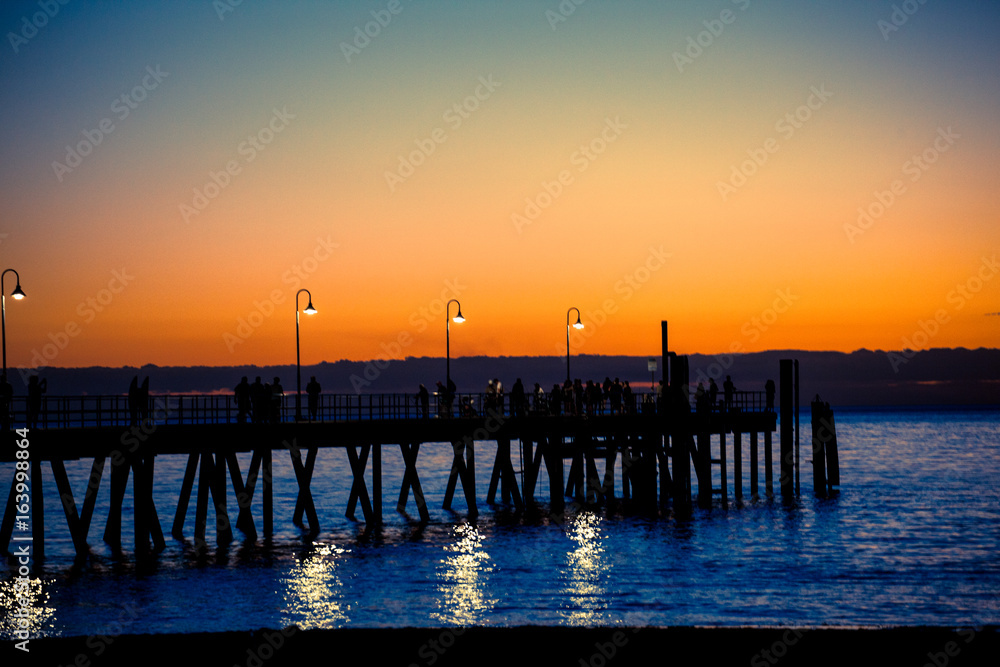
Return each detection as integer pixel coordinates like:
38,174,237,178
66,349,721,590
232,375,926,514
0,390,769,429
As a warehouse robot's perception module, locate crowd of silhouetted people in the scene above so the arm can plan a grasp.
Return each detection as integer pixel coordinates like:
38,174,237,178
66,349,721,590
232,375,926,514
416,374,778,419
0,373,47,430
233,375,291,424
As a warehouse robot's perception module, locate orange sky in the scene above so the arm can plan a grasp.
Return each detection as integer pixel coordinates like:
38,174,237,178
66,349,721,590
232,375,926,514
1,2,997,369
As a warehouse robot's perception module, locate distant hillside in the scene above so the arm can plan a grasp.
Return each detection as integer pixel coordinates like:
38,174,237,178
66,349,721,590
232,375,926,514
9,348,999,407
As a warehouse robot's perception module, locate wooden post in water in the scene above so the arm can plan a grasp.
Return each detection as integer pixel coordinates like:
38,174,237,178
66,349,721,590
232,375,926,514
779,359,794,497
173,453,199,539
750,431,759,498
764,430,773,497
719,432,728,508
373,443,382,524
31,456,44,559
696,431,712,508
669,351,692,516
810,398,828,497
547,434,564,513
733,431,742,501
263,448,273,539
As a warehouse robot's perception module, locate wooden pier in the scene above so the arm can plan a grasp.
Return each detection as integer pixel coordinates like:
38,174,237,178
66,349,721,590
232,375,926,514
2,327,840,558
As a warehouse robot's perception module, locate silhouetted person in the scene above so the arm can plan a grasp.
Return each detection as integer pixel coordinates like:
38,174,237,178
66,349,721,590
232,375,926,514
306,375,321,420
138,377,150,425
623,381,633,414
447,378,457,417
250,376,267,424
271,377,284,423
416,383,429,418
573,379,584,416
610,378,623,414
708,378,719,411
26,376,46,429
128,375,140,426
235,376,251,424
0,374,13,430
695,381,708,413
765,379,776,412
485,379,497,413
723,375,735,412
494,378,504,416
535,382,548,414
549,383,561,416
511,378,525,418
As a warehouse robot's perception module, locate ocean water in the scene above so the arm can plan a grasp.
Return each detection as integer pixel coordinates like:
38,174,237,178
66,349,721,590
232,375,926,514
2,406,998,638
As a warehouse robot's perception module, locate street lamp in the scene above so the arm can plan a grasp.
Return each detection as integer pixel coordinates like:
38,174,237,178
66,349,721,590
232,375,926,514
295,289,317,421
1,269,26,378
445,299,464,401
566,307,584,383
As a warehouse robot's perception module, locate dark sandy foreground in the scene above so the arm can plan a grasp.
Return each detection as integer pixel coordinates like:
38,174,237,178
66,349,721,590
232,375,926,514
4,625,998,666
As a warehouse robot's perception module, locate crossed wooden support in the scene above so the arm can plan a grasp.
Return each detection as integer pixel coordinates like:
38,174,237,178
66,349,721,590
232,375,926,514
442,438,477,518
1,452,166,558
173,448,273,546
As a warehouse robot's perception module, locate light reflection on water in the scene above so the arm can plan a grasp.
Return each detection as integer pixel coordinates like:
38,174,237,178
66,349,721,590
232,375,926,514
561,511,610,626
0,576,56,639
432,523,496,625
280,542,349,629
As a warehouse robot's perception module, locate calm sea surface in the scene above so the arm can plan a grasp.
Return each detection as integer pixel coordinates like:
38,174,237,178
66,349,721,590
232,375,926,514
3,406,998,637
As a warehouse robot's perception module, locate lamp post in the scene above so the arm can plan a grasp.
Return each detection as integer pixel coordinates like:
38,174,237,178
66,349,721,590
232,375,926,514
1,269,26,378
566,307,584,383
295,289,317,421
445,298,464,396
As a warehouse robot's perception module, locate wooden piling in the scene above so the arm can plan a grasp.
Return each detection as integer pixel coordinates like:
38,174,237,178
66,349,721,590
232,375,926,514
373,443,382,524
719,432,728,507
263,448,273,539
810,399,826,496
764,430,773,497
750,431,759,498
104,455,128,550
734,431,742,501
31,457,44,559
50,459,86,555
779,359,794,497
173,453,198,539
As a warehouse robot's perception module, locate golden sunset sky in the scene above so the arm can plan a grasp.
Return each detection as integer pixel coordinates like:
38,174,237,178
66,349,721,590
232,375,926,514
1,0,997,369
